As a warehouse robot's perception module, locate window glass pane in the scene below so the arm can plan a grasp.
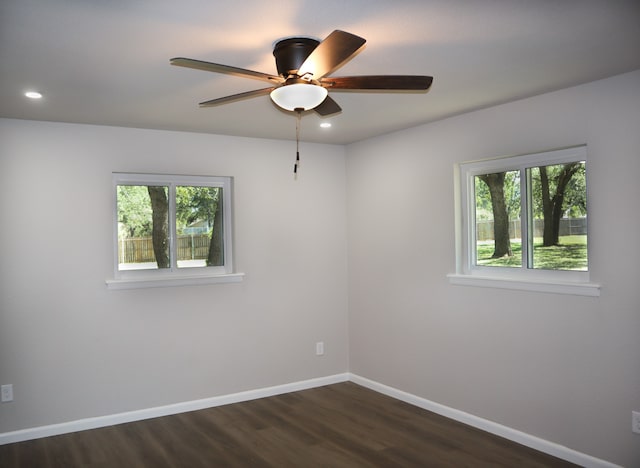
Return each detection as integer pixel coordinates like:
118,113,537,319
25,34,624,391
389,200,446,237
176,186,223,268
117,185,169,270
528,161,587,271
474,170,522,268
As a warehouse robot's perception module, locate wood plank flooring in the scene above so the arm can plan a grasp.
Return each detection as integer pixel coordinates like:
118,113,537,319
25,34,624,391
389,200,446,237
0,382,578,467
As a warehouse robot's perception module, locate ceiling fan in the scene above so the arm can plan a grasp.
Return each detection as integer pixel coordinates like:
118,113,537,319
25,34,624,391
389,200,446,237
170,30,433,116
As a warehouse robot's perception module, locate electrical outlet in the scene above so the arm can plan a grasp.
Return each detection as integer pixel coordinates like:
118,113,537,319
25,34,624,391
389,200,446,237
632,411,640,434
316,341,324,356
1,384,13,403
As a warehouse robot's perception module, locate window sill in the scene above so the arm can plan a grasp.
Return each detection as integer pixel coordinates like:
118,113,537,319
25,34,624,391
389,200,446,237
447,273,600,297
106,272,245,290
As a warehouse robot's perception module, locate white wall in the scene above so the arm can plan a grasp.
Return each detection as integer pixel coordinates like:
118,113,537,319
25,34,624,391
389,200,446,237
0,120,349,432
346,70,640,467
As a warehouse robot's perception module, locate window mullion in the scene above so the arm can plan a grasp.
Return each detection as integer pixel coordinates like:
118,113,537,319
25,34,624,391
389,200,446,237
519,167,530,270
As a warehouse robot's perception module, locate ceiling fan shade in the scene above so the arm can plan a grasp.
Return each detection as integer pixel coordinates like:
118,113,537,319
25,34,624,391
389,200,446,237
270,83,328,111
171,29,433,116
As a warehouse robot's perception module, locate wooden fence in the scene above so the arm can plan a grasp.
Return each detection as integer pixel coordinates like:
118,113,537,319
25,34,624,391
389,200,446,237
118,234,210,264
476,217,587,241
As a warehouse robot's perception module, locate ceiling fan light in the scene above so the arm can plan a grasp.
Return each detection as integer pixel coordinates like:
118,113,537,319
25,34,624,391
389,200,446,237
270,83,328,111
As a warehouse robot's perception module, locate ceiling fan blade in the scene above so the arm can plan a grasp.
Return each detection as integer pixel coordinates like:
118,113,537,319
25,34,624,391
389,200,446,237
313,95,342,116
171,58,282,84
199,87,275,107
298,30,366,79
321,75,433,90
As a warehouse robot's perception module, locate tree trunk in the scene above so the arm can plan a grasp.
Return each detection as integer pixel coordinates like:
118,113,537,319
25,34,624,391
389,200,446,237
207,190,224,266
147,186,170,268
540,163,580,246
478,173,512,258
539,167,554,246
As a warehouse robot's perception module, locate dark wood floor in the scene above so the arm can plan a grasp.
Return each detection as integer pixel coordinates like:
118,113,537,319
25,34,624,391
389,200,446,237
0,382,578,467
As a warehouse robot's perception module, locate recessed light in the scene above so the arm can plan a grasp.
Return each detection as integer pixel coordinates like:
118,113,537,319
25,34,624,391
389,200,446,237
25,91,43,99
320,122,332,128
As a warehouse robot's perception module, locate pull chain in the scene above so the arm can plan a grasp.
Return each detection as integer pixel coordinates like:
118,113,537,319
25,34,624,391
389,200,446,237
294,108,302,177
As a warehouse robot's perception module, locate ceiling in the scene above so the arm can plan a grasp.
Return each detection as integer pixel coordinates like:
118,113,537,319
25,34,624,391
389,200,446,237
1,0,639,145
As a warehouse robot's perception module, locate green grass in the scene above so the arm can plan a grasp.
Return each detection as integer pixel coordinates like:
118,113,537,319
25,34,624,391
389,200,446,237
477,235,587,270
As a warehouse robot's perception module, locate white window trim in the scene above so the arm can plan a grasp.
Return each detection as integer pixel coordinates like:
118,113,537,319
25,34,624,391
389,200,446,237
450,145,600,296
106,173,243,290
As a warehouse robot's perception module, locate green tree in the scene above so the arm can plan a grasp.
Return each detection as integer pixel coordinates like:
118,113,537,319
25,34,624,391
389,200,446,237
531,162,583,246
147,186,170,268
176,186,219,232
563,164,587,217
117,185,153,237
207,190,224,266
176,186,223,266
478,172,512,258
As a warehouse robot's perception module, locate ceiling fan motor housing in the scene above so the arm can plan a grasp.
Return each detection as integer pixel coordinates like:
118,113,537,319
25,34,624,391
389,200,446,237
273,37,320,77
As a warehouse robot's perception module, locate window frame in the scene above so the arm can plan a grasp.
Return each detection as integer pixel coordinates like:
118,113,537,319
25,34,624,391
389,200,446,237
450,145,600,296
107,172,242,289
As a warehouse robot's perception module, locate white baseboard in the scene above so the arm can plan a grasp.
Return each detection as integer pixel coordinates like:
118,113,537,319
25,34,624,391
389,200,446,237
348,373,620,468
0,373,349,446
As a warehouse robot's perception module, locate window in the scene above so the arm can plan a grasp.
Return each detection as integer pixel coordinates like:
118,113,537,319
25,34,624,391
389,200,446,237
107,173,242,289
450,146,599,296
